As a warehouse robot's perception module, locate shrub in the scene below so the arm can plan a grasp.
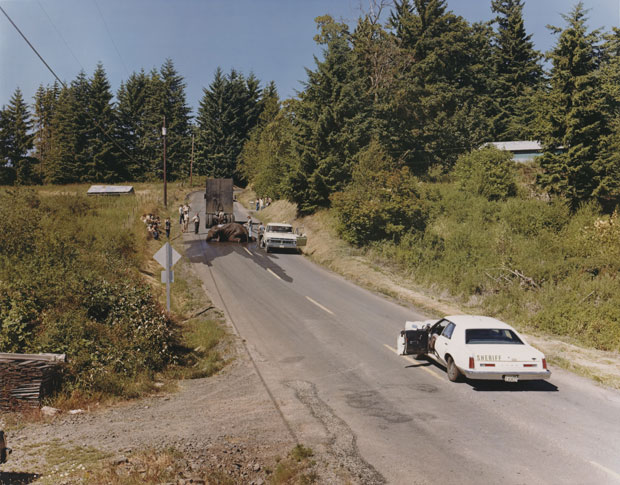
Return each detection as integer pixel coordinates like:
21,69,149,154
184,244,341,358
452,146,517,201
0,188,176,396
331,141,427,246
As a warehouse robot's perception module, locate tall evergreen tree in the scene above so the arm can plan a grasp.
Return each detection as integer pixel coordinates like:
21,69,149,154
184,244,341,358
84,63,120,182
0,88,34,184
159,58,192,180
590,28,620,209
289,15,372,213
537,3,607,208
490,0,543,140
196,68,262,181
47,83,80,184
116,70,150,180
387,0,493,174
32,82,60,183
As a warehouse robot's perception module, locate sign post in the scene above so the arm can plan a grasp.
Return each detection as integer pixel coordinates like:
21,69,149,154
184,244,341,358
153,242,181,313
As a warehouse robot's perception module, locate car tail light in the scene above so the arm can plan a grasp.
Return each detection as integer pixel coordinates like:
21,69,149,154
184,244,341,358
523,363,536,367
542,358,547,370
469,357,475,369
480,363,495,367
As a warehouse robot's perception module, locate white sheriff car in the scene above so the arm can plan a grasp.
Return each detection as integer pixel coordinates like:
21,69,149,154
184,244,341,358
397,315,551,382
260,223,307,253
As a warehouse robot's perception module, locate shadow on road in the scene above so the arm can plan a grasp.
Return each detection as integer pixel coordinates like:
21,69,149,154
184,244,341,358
181,237,294,283
417,357,559,392
468,379,558,392
0,472,40,484
405,361,434,368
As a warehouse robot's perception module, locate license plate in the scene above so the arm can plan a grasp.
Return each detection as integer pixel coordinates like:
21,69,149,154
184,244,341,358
504,375,519,383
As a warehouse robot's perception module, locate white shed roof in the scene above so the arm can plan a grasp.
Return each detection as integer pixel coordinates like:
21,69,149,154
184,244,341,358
485,141,543,152
87,185,134,195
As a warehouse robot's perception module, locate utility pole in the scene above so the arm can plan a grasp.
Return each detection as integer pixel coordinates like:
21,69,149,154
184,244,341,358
162,116,167,208
190,133,194,187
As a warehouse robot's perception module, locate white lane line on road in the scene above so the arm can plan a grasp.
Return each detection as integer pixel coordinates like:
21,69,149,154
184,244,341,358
243,247,252,256
306,296,334,315
590,461,620,482
383,344,444,381
267,268,281,280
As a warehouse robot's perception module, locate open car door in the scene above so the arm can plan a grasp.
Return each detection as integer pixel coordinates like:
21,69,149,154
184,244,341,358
397,328,429,355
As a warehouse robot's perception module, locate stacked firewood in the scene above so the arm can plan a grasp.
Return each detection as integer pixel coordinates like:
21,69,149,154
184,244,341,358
0,353,66,411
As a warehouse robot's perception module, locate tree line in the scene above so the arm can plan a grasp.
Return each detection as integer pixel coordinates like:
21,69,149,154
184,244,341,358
2,1,619,214
0,59,271,186
241,0,620,215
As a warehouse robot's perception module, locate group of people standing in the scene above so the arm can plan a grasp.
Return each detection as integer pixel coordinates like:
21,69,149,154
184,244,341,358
179,204,200,234
142,213,171,240
245,216,266,245
254,197,272,211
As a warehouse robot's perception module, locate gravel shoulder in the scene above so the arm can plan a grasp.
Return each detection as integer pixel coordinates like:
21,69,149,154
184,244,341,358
1,339,296,484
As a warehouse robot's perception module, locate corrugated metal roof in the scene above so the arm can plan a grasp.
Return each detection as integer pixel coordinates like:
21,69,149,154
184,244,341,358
485,141,543,152
87,185,134,195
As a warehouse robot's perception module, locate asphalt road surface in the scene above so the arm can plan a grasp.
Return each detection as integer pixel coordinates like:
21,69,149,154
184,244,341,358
184,193,620,485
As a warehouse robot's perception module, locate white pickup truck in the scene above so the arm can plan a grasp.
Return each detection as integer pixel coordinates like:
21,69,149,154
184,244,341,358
260,223,307,253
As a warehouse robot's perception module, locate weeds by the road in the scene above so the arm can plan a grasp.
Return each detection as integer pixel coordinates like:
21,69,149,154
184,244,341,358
271,444,317,484
0,182,228,407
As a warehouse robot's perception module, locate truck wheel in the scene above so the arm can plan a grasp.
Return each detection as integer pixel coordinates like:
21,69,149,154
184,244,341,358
446,356,462,382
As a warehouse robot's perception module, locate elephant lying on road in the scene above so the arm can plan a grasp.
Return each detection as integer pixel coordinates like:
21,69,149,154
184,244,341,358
206,223,249,242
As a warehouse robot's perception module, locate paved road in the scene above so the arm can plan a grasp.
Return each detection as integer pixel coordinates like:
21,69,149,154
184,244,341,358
183,193,620,485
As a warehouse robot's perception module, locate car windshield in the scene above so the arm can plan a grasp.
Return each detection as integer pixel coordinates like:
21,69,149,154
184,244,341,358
465,328,524,345
268,226,292,233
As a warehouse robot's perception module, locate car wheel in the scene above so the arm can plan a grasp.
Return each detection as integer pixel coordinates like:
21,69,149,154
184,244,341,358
446,356,462,382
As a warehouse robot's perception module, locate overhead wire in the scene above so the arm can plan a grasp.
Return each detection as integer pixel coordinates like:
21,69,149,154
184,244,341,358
37,0,84,72
0,3,143,169
91,0,130,77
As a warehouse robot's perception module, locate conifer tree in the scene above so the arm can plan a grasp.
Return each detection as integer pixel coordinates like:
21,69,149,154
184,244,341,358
32,82,60,183
289,15,372,213
47,84,80,184
84,63,120,182
490,0,543,140
116,70,150,180
0,88,34,184
537,3,607,207
387,0,493,174
160,58,192,180
591,28,620,209
196,68,263,181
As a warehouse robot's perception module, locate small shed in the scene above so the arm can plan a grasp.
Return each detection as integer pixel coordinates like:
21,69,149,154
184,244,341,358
485,141,544,163
0,353,66,410
87,185,134,196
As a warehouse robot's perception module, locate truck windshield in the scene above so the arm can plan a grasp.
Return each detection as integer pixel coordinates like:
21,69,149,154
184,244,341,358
269,226,292,233
465,329,524,345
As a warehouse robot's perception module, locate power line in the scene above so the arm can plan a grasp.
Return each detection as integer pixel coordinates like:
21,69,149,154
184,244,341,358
37,0,84,72
0,4,67,90
91,0,130,77
0,3,142,168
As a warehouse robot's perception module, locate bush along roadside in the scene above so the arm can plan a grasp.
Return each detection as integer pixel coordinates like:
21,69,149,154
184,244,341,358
0,185,228,407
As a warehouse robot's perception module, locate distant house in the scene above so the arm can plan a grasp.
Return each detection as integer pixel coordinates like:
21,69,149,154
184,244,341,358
87,185,135,196
485,141,545,163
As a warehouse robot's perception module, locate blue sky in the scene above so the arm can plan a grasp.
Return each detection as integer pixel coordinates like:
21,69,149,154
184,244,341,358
1,0,618,115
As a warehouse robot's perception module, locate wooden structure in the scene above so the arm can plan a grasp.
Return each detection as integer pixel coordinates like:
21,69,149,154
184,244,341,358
0,353,66,411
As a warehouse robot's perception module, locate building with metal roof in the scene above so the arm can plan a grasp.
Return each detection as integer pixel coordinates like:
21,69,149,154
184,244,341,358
87,185,134,196
485,141,544,163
